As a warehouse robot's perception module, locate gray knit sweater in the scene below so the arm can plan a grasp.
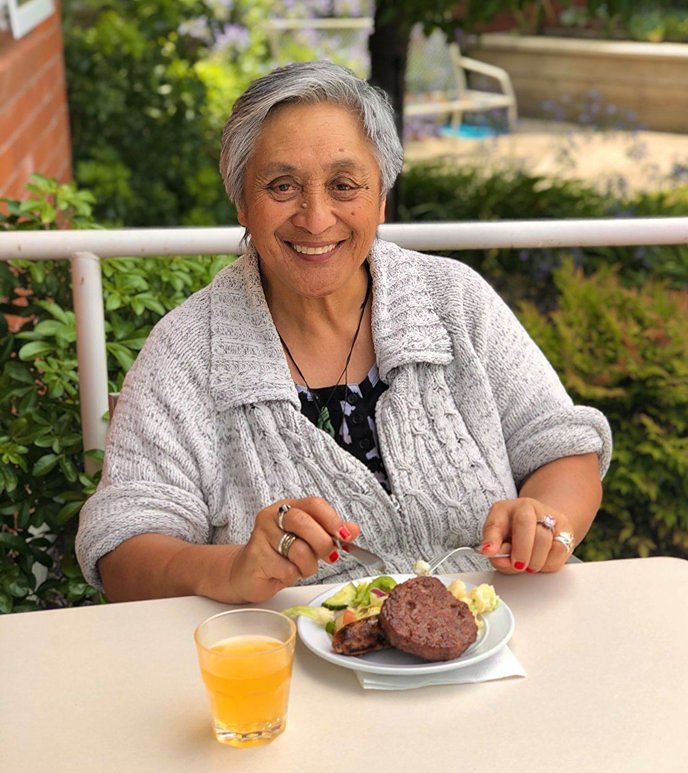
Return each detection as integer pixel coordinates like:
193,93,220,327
76,239,612,590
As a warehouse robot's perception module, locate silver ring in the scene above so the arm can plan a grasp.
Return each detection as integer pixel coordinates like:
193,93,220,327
276,503,291,531
277,531,297,559
537,514,557,532
554,530,575,553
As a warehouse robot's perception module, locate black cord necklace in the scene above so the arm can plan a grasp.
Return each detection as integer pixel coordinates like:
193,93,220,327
278,271,371,437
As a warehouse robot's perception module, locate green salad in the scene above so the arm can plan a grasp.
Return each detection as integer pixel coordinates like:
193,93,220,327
284,574,500,635
283,575,397,635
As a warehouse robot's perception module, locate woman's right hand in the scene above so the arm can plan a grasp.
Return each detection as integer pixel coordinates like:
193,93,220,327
226,497,361,604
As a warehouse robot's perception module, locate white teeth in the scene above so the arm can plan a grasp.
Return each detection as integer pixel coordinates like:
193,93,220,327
291,243,337,255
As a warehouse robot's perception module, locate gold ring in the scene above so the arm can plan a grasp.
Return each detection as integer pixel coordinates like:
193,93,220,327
554,530,575,554
276,503,291,531
277,531,297,559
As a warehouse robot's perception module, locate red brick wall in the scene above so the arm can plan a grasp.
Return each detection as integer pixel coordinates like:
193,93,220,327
0,1,72,201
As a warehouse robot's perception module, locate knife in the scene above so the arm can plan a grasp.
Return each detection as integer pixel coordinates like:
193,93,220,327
333,538,386,573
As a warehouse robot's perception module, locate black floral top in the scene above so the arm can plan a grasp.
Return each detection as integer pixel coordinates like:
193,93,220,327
296,364,391,492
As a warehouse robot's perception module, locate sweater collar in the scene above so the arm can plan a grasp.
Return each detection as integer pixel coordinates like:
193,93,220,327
209,239,453,410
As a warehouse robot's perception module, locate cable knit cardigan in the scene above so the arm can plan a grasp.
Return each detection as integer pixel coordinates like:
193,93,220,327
76,239,612,590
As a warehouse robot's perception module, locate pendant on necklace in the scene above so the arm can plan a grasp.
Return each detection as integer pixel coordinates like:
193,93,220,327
316,405,335,437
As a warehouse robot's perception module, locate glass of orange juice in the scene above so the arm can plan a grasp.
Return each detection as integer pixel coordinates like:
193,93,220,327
194,608,296,748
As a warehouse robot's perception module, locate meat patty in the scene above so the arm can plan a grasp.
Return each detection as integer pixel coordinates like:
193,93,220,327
379,576,478,661
331,615,389,656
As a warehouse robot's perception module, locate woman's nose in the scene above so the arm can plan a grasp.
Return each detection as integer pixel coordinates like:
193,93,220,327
292,189,337,233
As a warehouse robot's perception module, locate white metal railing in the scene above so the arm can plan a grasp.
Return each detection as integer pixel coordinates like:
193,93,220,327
2,219,688,472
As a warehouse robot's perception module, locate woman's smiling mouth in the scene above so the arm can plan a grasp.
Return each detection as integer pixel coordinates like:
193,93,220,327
288,241,341,256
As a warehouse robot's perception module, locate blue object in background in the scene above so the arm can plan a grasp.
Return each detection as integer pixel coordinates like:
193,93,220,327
439,124,507,139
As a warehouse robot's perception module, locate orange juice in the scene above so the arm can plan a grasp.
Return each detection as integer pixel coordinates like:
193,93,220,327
198,634,294,747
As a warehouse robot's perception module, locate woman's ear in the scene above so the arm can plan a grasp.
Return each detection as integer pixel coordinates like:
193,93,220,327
378,196,387,225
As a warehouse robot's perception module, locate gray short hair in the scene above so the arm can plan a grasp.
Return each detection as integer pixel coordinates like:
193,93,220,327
219,61,404,208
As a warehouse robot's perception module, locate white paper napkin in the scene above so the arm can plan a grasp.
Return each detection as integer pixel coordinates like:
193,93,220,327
355,646,525,690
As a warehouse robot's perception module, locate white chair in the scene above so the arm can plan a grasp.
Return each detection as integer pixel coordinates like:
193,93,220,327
405,27,518,132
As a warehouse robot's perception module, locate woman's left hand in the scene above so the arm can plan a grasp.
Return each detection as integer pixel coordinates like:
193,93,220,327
480,497,575,574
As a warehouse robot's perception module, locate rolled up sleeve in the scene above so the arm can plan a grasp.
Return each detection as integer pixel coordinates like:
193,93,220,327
76,301,215,591
76,482,211,590
506,405,612,486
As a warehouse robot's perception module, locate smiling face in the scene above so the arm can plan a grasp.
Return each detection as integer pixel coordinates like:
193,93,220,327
237,102,386,300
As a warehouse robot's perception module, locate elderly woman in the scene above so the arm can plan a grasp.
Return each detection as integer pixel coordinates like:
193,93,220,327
76,61,612,604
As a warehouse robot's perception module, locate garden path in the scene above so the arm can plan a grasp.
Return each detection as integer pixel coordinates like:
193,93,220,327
405,119,688,193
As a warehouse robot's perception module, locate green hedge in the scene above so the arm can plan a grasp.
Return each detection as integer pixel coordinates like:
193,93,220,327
399,162,688,302
519,261,688,560
62,0,271,227
0,176,234,612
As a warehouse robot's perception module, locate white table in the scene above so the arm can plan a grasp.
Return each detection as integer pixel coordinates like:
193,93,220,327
1,557,686,772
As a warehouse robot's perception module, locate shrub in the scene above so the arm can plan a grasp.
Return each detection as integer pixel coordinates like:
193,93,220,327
62,0,271,227
0,176,234,612
399,162,688,304
519,260,688,560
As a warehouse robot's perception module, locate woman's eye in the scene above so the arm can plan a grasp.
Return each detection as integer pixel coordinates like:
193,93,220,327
330,180,360,198
268,181,298,199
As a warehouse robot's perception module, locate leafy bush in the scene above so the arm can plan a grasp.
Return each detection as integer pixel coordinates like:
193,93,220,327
519,260,688,560
399,162,688,304
0,176,234,612
62,0,271,227
626,7,688,42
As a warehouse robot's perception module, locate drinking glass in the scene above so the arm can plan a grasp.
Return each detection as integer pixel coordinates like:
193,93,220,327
194,608,296,748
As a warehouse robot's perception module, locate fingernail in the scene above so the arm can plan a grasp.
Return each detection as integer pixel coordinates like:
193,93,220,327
514,561,526,571
328,550,339,563
338,527,351,540
526,567,535,574
480,543,492,552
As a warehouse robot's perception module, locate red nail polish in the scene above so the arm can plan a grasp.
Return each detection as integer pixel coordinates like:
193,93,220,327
526,567,535,574
481,543,492,552
514,561,526,570
338,527,351,540
328,551,339,563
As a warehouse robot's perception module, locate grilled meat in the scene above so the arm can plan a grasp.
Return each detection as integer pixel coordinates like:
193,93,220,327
331,615,389,656
379,576,477,661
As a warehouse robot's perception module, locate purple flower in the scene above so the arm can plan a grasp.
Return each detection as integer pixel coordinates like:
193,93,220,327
626,141,648,161
214,23,250,52
670,162,688,182
337,0,366,15
178,17,210,42
308,0,333,15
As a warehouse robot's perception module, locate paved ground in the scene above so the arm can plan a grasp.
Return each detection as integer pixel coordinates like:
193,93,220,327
405,119,688,193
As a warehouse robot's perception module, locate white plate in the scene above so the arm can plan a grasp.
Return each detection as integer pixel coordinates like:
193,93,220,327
297,574,515,676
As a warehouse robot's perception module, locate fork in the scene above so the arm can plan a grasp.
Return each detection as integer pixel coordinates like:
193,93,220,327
426,546,510,574
331,541,509,576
